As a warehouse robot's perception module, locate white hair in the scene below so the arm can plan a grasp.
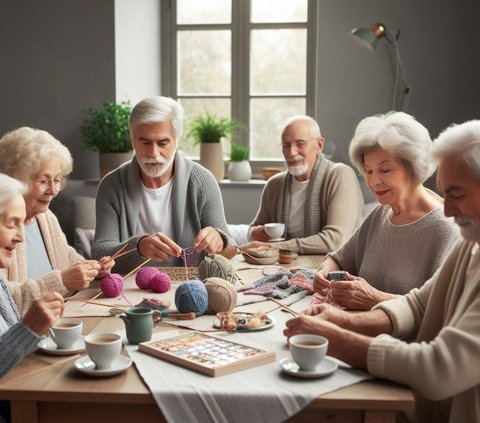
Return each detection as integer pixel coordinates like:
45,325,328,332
128,96,184,145
349,111,434,184
0,173,27,216
281,115,321,139
432,120,480,179
0,127,73,185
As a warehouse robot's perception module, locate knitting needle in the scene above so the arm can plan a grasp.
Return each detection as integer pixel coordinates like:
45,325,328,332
109,243,128,260
80,291,102,308
67,300,129,308
268,298,302,317
110,247,137,261
122,258,151,279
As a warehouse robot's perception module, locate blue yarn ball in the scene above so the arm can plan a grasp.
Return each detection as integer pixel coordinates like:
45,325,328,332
175,279,208,316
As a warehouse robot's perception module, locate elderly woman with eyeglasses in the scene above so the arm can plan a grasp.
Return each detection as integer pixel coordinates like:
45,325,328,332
0,173,64,381
313,112,459,310
0,127,114,315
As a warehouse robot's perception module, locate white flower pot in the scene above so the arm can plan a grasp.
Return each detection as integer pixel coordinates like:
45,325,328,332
228,160,252,181
200,142,225,181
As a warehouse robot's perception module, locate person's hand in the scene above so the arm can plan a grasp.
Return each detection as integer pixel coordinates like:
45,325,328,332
303,303,350,327
283,315,343,343
194,227,224,254
327,273,384,310
22,292,64,336
313,270,330,295
239,240,270,251
61,261,101,290
250,226,270,242
96,256,115,278
138,232,182,262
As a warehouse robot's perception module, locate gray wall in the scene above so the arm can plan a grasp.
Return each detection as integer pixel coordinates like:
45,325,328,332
316,0,480,166
0,0,115,179
1,0,479,181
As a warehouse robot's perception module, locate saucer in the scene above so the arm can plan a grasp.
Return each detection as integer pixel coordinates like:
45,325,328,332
37,337,86,356
269,238,285,243
279,356,338,378
74,355,132,377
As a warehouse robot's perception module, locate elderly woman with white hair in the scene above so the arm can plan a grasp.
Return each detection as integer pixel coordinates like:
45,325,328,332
0,173,63,380
0,127,114,315
314,112,459,310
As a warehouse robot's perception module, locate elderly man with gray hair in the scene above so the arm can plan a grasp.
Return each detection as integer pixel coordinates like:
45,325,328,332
285,119,480,423
242,115,364,255
92,96,233,273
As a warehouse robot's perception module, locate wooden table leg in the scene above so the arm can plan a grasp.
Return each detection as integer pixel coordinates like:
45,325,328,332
11,400,38,423
364,410,395,423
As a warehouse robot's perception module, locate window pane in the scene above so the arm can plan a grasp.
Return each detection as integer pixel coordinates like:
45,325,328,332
250,97,305,159
178,98,231,158
178,30,231,95
177,0,231,24
251,0,307,23
251,29,306,94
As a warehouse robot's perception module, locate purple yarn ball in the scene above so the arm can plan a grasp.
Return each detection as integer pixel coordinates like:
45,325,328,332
151,272,172,293
100,273,124,297
136,266,159,289
174,279,208,316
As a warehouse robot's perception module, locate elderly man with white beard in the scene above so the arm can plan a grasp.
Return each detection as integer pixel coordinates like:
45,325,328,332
242,115,364,255
92,96,233,273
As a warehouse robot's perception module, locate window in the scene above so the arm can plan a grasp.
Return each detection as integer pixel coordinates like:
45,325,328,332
161,0,318,165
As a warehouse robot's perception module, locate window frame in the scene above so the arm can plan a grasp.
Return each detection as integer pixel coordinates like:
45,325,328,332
160,0,319,174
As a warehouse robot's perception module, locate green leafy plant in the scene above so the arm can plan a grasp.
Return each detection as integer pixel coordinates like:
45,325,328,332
230,143,250,161
187,112,243,145
81,101,132,153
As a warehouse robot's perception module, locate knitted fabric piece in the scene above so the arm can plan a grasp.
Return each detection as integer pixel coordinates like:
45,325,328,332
243,273,292,296
286,272,315,293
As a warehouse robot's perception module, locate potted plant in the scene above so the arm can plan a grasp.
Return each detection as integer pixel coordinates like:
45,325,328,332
81,101,132,177
228,143,252,181
187,113,243,181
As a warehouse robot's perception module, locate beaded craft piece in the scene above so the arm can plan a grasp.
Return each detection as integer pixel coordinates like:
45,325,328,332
156,267,199,282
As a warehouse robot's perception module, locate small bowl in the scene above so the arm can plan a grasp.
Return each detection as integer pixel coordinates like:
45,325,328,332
261,167,284,180
242,250,279,265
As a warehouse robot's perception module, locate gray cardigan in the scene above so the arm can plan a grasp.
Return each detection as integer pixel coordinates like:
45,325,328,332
0,278,39,379
92,152,233,273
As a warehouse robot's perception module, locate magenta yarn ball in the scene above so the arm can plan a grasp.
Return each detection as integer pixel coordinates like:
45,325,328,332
100,273,124,297
150,272,172,293
135,267,159,289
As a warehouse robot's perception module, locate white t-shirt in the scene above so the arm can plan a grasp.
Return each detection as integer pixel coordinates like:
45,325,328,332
138,179,175,239
288,177,309,238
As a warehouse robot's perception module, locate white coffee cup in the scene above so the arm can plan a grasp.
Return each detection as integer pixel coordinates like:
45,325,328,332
85,333,122,370
289,334,328,371
51,318,83,349
264,223,285,239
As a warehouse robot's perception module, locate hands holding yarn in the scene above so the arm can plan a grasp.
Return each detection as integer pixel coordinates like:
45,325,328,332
137,232,182,262
96,256,116,278
194,226,224,254
61,260,101,290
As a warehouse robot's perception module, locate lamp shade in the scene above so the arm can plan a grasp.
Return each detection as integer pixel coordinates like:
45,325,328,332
350,23,386,50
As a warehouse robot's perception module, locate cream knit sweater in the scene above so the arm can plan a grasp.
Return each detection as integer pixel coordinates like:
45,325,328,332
0,210,84,315
369,239,480,423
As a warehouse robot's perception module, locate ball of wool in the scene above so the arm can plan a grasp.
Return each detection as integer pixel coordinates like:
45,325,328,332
175,279,208,316
100,273,124,297
199,254,237,282
204,277,237,314
150,272,171,293
135,267,159,289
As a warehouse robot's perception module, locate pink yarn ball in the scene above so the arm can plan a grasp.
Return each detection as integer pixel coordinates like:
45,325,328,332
100,273,124,297
136,267,159,289
150,272,171,293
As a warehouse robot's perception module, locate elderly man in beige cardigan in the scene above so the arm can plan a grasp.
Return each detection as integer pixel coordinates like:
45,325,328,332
285,119,480,423
242,115,364,255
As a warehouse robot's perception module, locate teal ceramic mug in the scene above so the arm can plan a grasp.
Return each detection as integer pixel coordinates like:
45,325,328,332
120,307,154,344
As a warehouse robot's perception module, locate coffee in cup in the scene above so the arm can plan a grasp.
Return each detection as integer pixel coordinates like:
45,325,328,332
51,318,83,349
85,333,122,370
264,223,285,239
289,334,328,371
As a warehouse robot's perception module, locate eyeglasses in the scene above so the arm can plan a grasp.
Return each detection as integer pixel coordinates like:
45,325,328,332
280,140,310,150
31,177,67,192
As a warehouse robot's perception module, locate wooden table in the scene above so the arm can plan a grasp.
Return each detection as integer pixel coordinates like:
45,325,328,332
0,255,414,423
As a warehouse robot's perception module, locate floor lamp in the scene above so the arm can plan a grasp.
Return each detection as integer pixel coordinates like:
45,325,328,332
350,23,411,112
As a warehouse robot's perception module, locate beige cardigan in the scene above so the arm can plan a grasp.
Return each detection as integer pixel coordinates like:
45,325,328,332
369,239,480,423
0,210,84,315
